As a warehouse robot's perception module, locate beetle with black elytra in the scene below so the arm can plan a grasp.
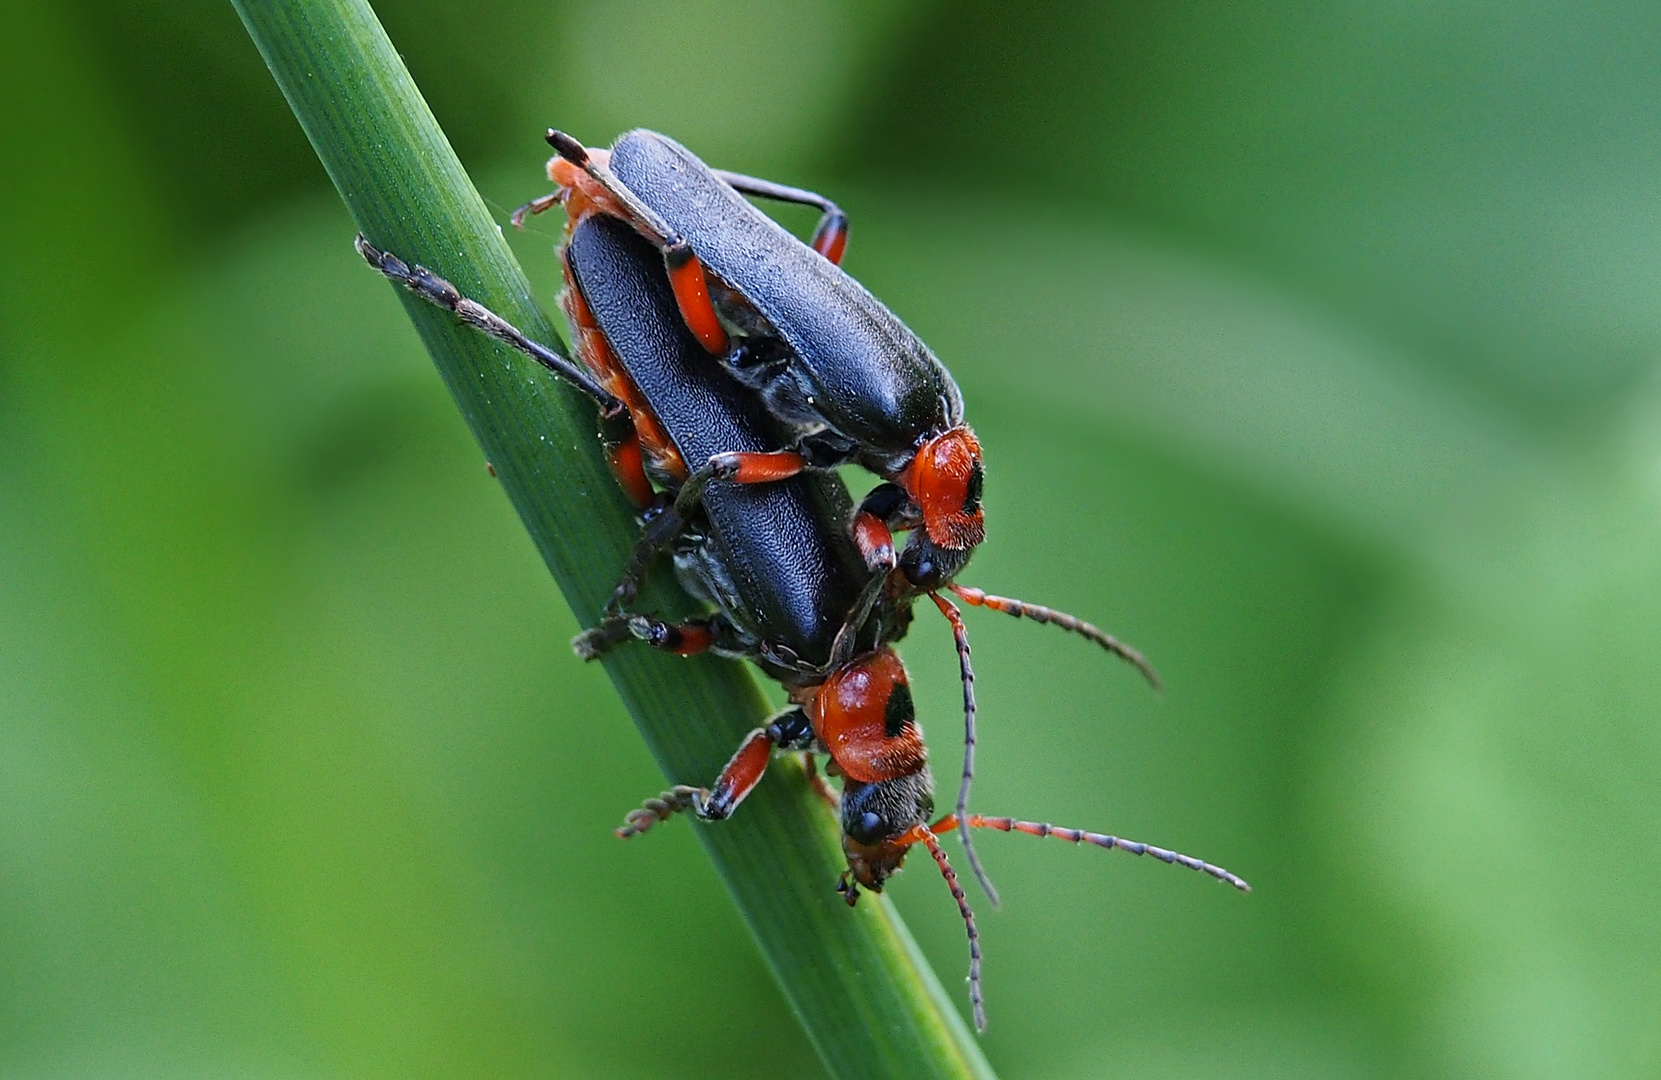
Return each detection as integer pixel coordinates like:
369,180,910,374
355,211,1248,1032
514,129,1168,901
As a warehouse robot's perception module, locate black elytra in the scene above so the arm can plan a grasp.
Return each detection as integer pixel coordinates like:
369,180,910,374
606,130,965,469
565,215,875,677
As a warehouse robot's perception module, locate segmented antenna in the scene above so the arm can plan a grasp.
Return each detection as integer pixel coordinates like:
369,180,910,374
928,591,1000,908
918,826,985,1032
939,814,1250,892
948,584,1162,691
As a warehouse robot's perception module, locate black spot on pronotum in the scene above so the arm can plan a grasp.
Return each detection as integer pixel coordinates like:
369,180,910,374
883,679,915,739
962,458,984,515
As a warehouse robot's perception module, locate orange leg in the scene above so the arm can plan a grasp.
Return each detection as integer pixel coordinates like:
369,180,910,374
812,215,849,266
700,449,810,486
853,510,896,570
547,131,734,355
828,488,909,666
664,245,731,354
802,753,841,811
616,728,773,837
605,432,655,510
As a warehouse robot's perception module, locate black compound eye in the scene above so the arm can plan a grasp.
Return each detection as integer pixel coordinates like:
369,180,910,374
900,532,974,591
855,812,884,842
900,544,939,588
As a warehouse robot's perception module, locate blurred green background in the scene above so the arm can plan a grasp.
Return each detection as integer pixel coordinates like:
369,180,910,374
4,2,1660,1077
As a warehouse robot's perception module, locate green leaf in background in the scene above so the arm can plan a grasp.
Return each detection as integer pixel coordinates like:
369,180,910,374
224,1,992,1076
5,1,1660,1078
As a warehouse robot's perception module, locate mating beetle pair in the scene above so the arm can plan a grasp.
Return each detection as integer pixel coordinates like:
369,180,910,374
357,129,1246,1031
521,129,1162,894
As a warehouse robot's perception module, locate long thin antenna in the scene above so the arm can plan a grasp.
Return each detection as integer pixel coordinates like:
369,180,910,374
929,592,999,907
934,813,1250,892
917,825,985,1031
949,584,1162,691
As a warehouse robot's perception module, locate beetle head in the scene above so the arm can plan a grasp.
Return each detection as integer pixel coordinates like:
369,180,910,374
838,769,935,894
903,426,985,551
898,529,975,592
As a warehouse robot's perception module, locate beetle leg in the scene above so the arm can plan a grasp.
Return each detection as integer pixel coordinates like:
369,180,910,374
617,706,810,836
571,615,636,660
802,753,841,811
573,614,737,661
616,728,771,835
625,615,717,656
662,243,731,354
826,486,907,667
508,191,562,230
662,450,812,532
602,493,690,616
697,729,775,820
809,214,850,266
603,429,655,510
552,134,740,356
546,131,733,354
853,509,898,573
602,450,809,615
697,450,810,489
354,235,622,412
711,169,850,265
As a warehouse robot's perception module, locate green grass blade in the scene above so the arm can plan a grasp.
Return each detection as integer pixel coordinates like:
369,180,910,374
230,2,996,1076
